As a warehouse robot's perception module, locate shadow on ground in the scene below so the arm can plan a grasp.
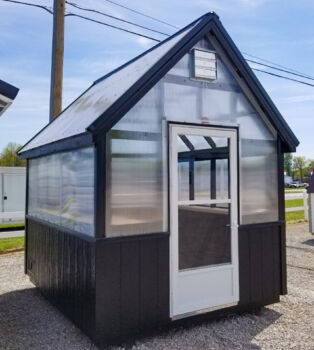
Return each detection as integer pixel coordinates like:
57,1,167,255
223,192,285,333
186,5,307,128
0,287,282,350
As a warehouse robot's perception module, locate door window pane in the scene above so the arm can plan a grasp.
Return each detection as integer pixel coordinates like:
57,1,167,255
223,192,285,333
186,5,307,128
194,160,211,200
177,134,230,201
179,204,231,270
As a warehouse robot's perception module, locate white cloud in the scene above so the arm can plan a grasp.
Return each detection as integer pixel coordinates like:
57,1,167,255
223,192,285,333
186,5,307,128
136,36,155,48
279,94,314,104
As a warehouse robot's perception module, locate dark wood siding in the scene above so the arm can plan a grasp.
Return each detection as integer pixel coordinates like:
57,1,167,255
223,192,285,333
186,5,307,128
26,217,283,347
238,222,281,307
26,218,96,338
94,233,169,345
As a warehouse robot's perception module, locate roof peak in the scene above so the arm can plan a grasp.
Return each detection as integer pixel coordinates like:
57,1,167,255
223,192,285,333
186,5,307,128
93,12,219,86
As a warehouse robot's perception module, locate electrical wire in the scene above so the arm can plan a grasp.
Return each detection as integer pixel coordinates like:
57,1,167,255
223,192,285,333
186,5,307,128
252,68,314,87
247,58,314,82
100,0,314,82
3,0,314,88
66,12,160,42
66,1,170,36
243,51,314,80
64,1,314,83
102,0,180,29
0,0,52,14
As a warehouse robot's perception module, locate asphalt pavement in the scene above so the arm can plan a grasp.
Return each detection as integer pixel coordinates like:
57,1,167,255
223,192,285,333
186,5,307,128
0,230,25,239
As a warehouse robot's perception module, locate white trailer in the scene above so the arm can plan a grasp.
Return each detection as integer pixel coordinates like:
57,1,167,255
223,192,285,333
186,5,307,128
0,167,26,224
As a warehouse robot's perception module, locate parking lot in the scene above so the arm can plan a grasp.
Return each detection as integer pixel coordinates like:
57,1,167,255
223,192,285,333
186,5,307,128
0,223,313,350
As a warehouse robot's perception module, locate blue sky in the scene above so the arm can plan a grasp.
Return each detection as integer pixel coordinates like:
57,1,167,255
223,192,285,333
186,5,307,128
0,0,313,157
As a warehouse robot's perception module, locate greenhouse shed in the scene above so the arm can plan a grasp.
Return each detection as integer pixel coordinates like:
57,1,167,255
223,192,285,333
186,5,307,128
19,12,299,347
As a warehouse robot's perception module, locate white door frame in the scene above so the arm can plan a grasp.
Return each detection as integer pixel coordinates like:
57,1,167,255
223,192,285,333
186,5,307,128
169,123,239,318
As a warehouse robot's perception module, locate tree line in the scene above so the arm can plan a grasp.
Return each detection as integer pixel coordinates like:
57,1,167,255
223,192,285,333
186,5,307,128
284,153,314,182
0,142,26,167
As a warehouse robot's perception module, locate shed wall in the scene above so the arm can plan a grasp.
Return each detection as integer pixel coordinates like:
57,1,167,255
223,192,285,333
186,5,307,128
25,217,283,346
105,35,279,239
26,217,96,339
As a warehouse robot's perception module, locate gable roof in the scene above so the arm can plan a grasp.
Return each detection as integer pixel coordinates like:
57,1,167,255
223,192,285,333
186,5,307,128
19,12,299,158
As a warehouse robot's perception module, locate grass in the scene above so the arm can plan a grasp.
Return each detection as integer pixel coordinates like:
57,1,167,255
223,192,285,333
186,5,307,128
285,197,308,222
0,237,24,253
0,223,25,231
285,199,304,208
285,211,304,221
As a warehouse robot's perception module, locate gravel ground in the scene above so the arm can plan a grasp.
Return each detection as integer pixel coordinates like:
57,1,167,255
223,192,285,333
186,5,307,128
0,223,314,350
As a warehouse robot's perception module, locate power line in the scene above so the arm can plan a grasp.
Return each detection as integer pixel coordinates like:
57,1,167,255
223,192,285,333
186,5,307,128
246,59,314,82
100,0,314,82
66,1,170,36
3,0,314,89
102,0,180,29
0,0,52,13
252,68,314,87
63,2,314,83
243,51,314,80
66,12,160,42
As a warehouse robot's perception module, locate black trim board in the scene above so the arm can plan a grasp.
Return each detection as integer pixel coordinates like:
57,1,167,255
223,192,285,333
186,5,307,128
277,139,287,295
207,23,298,151
87,13,298,152
0,79,19,100
18,13,207,158
88,14,218,138
19,132,93,159
19,12,298,158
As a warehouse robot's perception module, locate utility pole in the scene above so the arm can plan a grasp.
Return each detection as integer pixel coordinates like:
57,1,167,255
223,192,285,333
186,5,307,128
49,0,65,121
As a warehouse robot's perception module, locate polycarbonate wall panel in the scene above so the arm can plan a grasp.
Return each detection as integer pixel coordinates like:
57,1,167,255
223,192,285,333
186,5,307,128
106,132,165,237
28,147,95,236
106,35,279,235
241,139,278,224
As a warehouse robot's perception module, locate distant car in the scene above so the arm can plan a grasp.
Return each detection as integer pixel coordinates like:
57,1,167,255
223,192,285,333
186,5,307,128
288,181,308,188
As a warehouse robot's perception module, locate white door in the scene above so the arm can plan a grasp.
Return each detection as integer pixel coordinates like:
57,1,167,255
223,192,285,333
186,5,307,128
3,173,26,212
169,124,239,318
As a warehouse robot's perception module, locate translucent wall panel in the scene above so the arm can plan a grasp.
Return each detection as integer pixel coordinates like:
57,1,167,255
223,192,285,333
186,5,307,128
106,35,279,236
241,139,278,224
106,133,165,236
28,147,95,236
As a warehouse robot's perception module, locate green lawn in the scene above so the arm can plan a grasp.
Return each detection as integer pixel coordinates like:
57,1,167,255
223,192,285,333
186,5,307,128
285,196,308,222
0,237,24,253
285,199,304,208
285,211,304,221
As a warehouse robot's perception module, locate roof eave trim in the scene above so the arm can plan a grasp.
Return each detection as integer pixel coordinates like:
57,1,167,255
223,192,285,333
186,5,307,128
19,132,93,159
87,14,217,135
209,20,299,151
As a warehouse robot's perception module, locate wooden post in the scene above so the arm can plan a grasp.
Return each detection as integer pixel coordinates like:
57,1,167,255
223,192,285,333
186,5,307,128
50,0,65,121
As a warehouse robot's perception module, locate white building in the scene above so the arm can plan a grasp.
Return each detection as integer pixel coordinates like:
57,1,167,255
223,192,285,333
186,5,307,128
0,167,26,223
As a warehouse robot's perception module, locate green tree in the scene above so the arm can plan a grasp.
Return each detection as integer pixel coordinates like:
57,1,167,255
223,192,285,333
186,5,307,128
308,159,314,171
0,142,26,167
292,156,307,182
284,153,293,176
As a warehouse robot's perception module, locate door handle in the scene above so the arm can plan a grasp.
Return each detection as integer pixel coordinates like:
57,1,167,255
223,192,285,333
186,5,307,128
3,196,7,200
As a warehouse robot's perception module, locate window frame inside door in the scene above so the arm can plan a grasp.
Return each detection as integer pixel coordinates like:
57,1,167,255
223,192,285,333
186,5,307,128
168,122,239,318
